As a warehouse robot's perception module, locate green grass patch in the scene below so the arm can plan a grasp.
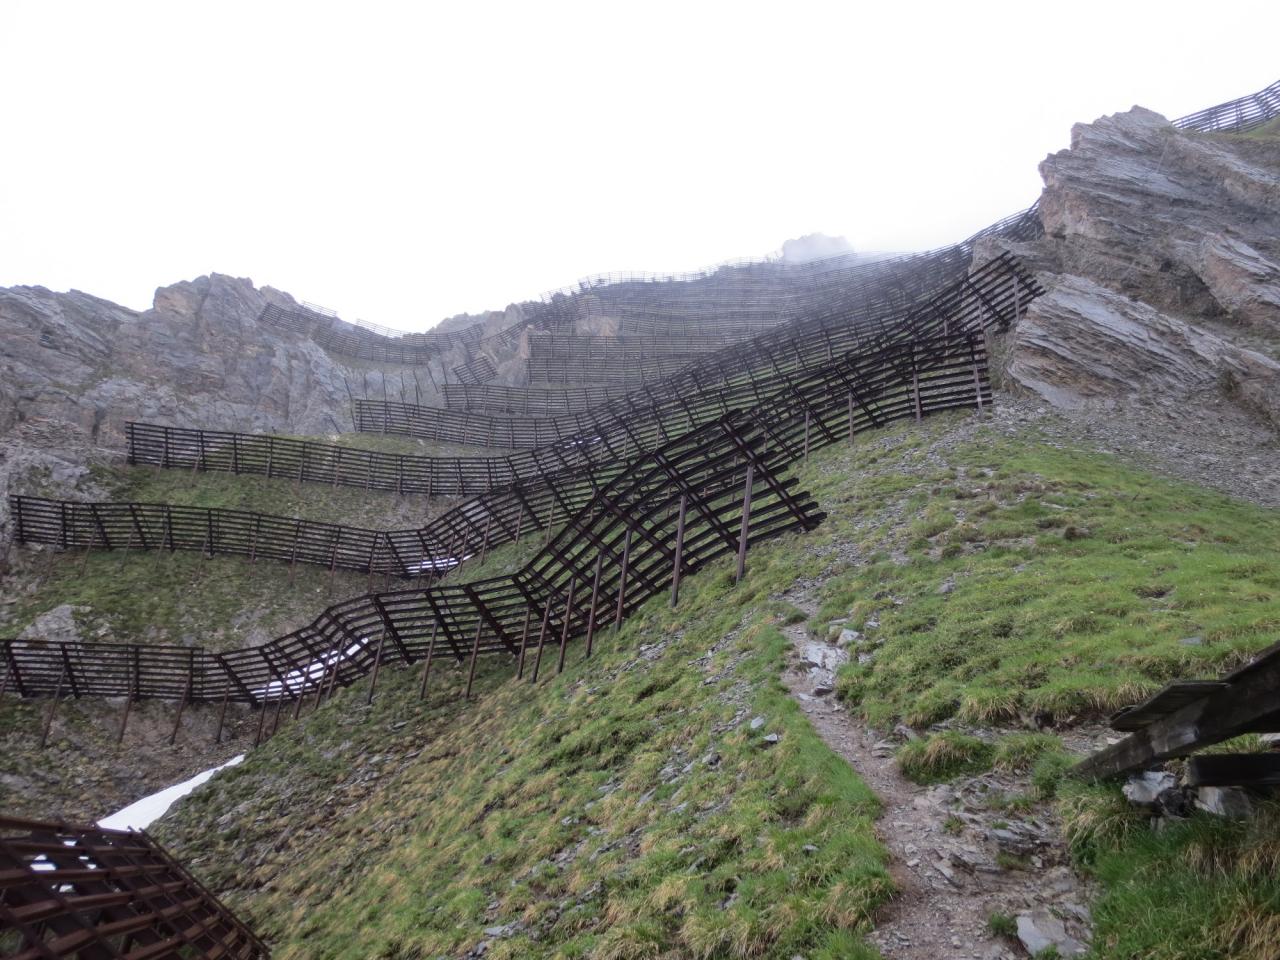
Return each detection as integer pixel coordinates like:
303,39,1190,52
896,732,993,783
1236,115,1280,141
992,732,1064,774
987,911,1017,938
0,548,373,651
157,533,893,958
802,418,1280,729
328,431,516,459
1063,786,1280,960
96,461,452,529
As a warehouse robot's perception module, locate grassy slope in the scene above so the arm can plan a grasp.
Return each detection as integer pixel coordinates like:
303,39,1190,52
796,413,1280,960
329,431,518,459
0,548,376,651
159,528,891,959
804,421,1280,728
1239,115,1280,140
1060,773,1280,960
99,461,455,528
27,407,1273,958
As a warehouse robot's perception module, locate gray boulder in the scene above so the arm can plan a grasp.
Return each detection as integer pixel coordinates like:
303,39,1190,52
1016,909,1088,957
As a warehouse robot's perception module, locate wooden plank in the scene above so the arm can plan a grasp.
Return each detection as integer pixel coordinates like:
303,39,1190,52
1186,753,1280,788
1077,647,1280,780
1109,681,1231,731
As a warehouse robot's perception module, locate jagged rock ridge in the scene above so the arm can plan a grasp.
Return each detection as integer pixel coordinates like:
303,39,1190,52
988,106,1280,428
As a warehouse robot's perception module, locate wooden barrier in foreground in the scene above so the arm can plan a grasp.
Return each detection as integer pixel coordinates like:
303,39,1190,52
0,814,269,958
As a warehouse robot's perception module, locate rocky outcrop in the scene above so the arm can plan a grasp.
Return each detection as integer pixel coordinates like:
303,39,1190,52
1007,274,1280,425
1035,107,1280,324
1193,233,1280,331
0,273,372,537
16,603,91,645
0,274,357,446
986,104,1280,428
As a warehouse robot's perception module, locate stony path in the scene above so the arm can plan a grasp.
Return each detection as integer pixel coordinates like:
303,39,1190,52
778,589,1089,960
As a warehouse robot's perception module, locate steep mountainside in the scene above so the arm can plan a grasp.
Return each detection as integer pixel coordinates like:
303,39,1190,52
1,84,1278,960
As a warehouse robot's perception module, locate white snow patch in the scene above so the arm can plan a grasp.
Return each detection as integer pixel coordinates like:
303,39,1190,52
98,755,245,832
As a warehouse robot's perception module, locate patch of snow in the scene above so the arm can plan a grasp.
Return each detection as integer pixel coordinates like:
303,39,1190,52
98,755,245,832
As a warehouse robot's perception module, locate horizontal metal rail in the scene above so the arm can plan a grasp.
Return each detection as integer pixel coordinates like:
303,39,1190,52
1173,77,1280,133
527,353,698,386
451,355,497,385
526,332,752,359
442,383,623,416
4,409,823,706
9,497,446,579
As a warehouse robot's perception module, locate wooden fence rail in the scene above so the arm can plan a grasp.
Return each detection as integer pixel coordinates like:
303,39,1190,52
0,814,270,958
350,253,1039,450
9,497,440,579
5,314,1014,712
3,408,822,709
1074,639,1280,781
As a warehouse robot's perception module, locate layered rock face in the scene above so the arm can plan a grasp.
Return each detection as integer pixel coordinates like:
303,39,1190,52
991,107,1280,427
0,274,365,532
0,274,356,444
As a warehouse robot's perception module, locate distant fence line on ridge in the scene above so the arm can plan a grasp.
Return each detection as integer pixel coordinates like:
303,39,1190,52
351,253,1039,450
1172,77,1279,133
258,202,1042,368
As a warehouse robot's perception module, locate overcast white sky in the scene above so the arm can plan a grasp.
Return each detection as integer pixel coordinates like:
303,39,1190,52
2,1,1276,331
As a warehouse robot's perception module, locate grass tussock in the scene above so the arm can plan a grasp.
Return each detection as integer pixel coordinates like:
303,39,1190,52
1068,789,1280,960
992,732,1063,774
896,732,993,784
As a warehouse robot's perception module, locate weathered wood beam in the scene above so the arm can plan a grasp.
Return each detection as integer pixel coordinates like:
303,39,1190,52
1186,753,1280,788
1075,650,1280,780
